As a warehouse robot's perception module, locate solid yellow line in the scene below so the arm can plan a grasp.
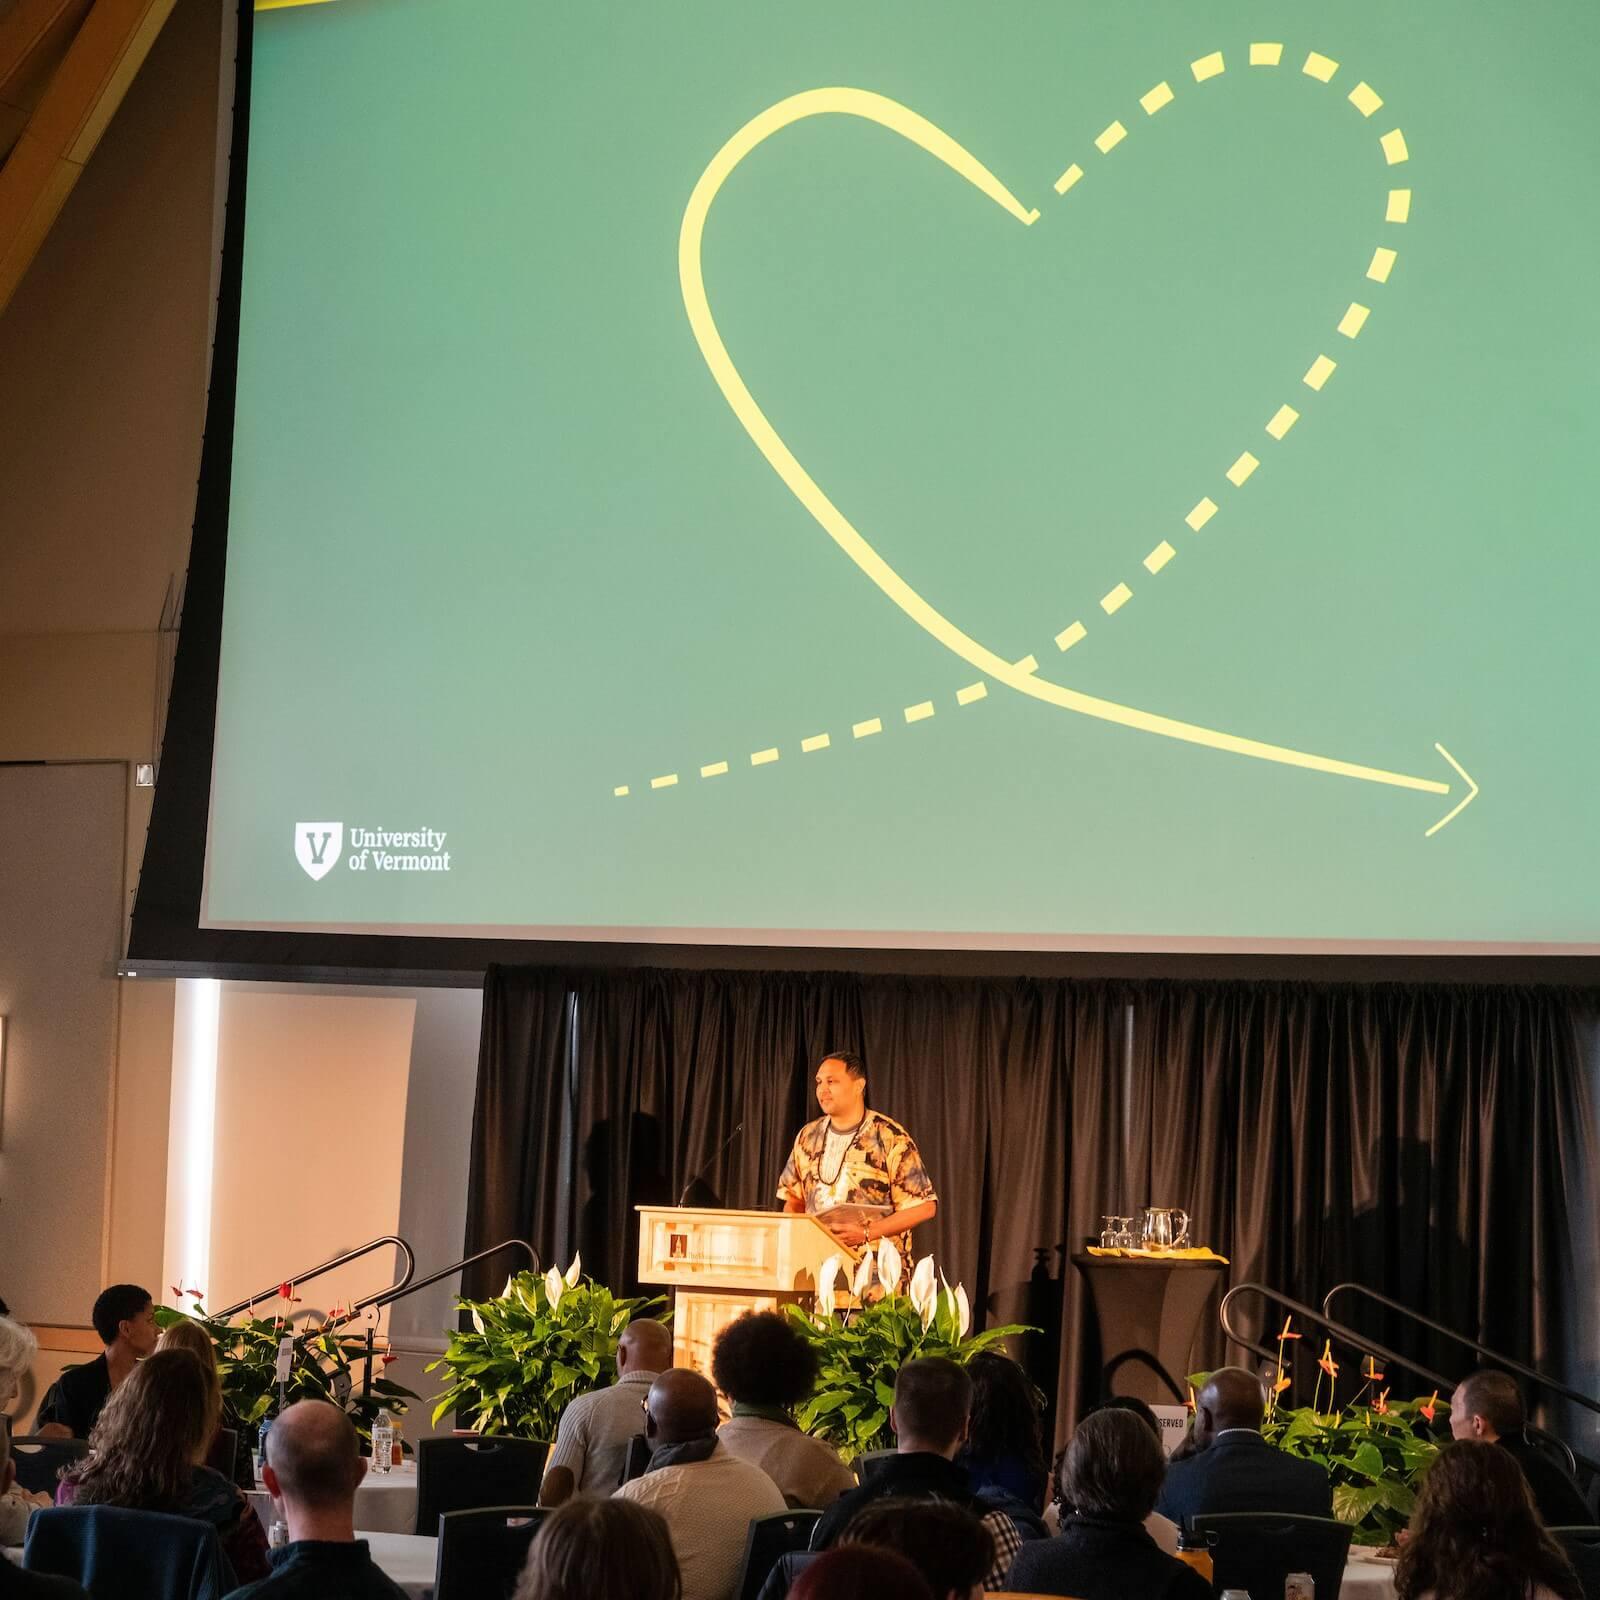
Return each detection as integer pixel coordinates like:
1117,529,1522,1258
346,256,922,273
680,88,1448,801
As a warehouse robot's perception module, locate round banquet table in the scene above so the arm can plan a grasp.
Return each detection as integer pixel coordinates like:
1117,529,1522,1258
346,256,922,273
1339,1550,1400,1598
365,1531,436,1599
247,1459,419,1536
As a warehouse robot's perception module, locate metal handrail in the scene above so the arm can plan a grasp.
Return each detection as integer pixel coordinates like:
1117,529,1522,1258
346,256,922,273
1322,1281,1600,1419
364,1238,539,1311
213,1235,415,1321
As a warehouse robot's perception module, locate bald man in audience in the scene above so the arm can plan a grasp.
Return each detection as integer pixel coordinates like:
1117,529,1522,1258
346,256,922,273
226,1400,406,1600
1156,1367,1332,1528
544,1317,674,1496
614,1369,785,1600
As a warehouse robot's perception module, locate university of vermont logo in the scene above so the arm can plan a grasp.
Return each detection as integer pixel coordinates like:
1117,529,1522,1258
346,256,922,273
294,821,344,881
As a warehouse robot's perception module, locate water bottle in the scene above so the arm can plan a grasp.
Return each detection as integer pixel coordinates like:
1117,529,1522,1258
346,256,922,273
1175,1526,1213,1585
1285,1579,1314,1600
370,1414,394,1474
1220,1590,1252,1599
268,1517,289,1550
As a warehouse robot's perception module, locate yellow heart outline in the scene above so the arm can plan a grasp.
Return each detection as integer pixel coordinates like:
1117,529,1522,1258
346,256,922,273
676,80,1477,835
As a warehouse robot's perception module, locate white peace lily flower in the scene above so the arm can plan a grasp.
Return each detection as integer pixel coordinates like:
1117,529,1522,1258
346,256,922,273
954,1283,972,1338
875,1235,903,1295
471,1306,486,1336
544,1265,565,1310
909,1256,939,1327
816,1254,843,1315
564,1251,583,1288
851,1251,875,1297
501,1275,514,1300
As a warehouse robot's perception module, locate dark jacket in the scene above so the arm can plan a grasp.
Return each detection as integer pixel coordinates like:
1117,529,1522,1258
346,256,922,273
811,1452,982,1550
1501,1436,1593,1529
1154,1429,1333,1528
23,1506,233,1600
1005,1515,1212,1600
224,1540,409,1600
33,1360,111,1442
0,1565,91,1600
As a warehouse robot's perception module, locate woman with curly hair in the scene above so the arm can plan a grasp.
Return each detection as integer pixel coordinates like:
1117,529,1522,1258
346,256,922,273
57,1348,269,1583
1395,1441,1582,1600
959,1351,1049,1513
515,1496,680,1600
712,1312,854,1507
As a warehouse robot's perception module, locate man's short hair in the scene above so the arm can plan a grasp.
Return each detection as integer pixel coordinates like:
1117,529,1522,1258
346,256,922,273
1061,1407,1167,1520
841,1497,992,1595
91,1285,152,1346
266,1402,365,1510
820,1051,866,1080
1458,1370,1525,1435
712,1311,819,1409
893,1357,972,1450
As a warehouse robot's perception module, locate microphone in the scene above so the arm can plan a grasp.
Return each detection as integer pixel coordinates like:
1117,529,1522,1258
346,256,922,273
677,1122,745,1206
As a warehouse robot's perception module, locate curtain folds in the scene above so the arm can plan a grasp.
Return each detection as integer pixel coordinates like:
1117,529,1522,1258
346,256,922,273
465,967,1598,1439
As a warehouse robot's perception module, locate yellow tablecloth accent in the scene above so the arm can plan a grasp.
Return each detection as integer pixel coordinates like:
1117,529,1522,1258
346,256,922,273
1086,1245,1230,1262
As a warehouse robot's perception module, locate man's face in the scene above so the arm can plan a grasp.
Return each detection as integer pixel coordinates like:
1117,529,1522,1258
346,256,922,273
122,1301,160,1358
815,1059,864,1123
1449,1386,1482,1441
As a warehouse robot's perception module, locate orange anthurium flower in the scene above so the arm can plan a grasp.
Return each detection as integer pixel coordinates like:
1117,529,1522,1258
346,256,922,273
1373,1389,1390,1415
1317,1339,1339,1379
1420,1391,1439,1422
1361,1356,1385,1382
1273,1370,1292,1395
1277,1317,1302,1342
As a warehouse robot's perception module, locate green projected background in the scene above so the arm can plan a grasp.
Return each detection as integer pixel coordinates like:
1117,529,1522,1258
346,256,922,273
206,0,1600,949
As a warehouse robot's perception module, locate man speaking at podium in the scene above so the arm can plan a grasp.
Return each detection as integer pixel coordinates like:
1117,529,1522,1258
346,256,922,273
777,1051,937,1254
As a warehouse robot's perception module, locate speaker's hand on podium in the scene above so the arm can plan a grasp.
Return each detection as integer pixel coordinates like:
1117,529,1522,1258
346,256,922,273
825,1216,869,1248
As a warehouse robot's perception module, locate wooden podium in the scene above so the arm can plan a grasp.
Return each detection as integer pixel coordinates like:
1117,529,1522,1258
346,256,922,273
637,1206,845,1376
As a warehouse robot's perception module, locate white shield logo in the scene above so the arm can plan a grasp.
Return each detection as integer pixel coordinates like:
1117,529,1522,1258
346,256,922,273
294,822,344,881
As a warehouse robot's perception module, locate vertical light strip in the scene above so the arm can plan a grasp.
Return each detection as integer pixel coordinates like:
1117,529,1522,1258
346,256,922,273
166,979,220,1299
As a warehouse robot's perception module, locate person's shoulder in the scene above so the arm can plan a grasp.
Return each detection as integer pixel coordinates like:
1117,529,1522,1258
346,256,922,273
1166,1556,1214,1600
794,1113,828,1143
714,1446,788,1496
57,1357,106,1394
865,1110,913,1140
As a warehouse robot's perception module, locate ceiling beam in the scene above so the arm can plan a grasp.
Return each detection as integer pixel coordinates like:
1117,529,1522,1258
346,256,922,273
0,0,176,316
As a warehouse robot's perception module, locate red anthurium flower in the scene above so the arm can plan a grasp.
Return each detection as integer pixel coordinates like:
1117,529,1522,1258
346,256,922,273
188,1287,204,1300
1373,1388,1390,1415
381,1353,397,1366
1361,1356,1385,1382
170,1285,183,1300
1277,1317,1301,1342
1420,1390,1439,1422
1317,1339,1339,1379
279,1282,293,1299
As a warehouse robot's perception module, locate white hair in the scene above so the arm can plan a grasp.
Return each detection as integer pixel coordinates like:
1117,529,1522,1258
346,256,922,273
0,1315,39,1393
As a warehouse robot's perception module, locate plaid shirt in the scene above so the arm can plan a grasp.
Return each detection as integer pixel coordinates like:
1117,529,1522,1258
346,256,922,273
776,1109,937,1218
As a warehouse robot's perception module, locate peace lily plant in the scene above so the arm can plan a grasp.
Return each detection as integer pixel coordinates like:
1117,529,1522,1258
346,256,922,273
787,1242,1029,1461
428,1253,667,1441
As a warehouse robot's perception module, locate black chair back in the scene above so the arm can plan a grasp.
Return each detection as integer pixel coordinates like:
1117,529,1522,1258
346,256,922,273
415,1437,550,1536
433,1506,548,1600
1552,1528,1600,1600
24,1505,232,1600
8,1435,89,1496
736,1509,821,1600
1192,1509,1353,1600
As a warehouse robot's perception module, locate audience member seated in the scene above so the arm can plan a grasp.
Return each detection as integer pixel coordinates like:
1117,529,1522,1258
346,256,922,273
958,1351,1049,1516
0,1425,90,1599
1395,1440,1583,1600
544,1317,672,1496
156,1319,250,1489
56,1348,269,1584
34,1286,158,1441
1005,1408,1209,1600
1,1315,53,1547
513,1496,681,1600
223,1400,404,1600
1155,1366,1332,1527
712,1312,854,1508
1084,1399,1180,1553
1451,1370,1592,1529
614,1369,785,1600
810,1357,1023,1588
840,1497,993,1600
787,1546,934,1600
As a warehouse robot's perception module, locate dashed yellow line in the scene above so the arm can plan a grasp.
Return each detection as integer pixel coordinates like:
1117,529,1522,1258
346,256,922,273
751,747,779,766
1303,51,1339,83
1250,42,1283,67
1055,620,1087,652
1348,81,1383,117
957,681,988,705
1191,51,1225,81
1304,354,1338,391
1186,497,1219,532
904,700,935,724
1381,129,1409,165
651,774,679,789
1054,162,1084,195
1100,582,1133,615
801,733,831,753
1387,188,1411,223
1226,451,1260,487
1095,120,1128,154
1140,82,1174,115
1144,541,1176,574
701,761,729,777
1367,246,1398,283
1337,302,1370,338
1266,404,1300,440
853,717,883,739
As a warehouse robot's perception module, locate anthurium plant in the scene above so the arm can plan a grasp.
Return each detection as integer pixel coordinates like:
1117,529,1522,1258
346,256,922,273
155,1286,416,1443
1190,1318,1446,1547
428,1255,667,1441
785,1244,1033,1462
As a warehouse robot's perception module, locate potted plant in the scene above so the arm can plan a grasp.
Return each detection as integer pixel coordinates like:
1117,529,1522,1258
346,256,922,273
785,1243,1033,1462
428,1255,667,1440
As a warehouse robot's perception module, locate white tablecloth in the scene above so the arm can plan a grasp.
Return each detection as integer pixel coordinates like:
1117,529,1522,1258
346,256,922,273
1340,1551,1399,1598
248,1460,419,1537
367,1531,436,1600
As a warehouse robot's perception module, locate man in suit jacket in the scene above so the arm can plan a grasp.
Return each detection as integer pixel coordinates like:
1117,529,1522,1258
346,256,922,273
1155,1368,1332,1529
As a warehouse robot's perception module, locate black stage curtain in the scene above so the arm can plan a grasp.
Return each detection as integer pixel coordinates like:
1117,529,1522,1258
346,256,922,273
464,968,1599,1439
